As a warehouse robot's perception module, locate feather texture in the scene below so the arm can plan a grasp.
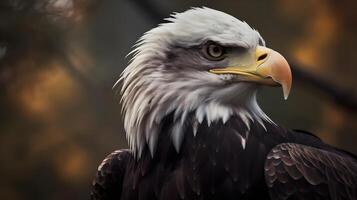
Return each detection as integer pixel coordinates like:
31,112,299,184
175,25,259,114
265,143,357,200
91,113,357,200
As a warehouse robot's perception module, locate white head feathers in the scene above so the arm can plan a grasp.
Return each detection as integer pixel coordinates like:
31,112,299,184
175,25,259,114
116,7,272,158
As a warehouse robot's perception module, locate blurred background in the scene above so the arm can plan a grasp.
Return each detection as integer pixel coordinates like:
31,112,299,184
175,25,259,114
1,0,356,199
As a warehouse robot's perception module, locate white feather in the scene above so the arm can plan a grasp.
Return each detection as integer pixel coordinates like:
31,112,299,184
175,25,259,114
117,7,273,158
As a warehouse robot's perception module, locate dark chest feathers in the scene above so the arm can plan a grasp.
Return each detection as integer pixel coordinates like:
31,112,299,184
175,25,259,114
120,116,322,200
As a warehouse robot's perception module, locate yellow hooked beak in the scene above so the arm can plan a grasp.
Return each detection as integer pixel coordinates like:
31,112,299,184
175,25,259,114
209,46,292,99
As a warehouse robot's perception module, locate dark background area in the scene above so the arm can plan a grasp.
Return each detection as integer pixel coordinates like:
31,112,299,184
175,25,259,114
1,0,356,199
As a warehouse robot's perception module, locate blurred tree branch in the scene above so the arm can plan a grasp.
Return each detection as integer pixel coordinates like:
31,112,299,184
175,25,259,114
291,63,357,112
128,0,357,113
2,0,356,113
129,0,167,22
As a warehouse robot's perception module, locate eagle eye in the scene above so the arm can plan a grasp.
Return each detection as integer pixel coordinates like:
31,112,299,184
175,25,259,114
202,42,225,61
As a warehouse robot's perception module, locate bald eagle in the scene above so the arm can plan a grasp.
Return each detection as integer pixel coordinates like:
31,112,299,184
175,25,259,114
91,7,357,200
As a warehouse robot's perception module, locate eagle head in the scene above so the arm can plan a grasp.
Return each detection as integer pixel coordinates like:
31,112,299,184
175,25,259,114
117,7,292,158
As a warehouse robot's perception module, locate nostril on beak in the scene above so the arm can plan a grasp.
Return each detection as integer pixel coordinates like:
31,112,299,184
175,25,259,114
257,53,268,61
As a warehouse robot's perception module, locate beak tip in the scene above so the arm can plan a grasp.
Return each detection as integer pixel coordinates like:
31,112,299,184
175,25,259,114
282,85,291,100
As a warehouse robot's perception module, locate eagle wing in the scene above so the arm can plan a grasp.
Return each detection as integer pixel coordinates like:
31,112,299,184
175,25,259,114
264,143,357,200
90,149,131,200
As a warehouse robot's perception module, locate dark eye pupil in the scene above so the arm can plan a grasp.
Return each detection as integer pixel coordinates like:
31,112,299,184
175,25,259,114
209,45,222,57
203,43,225,60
